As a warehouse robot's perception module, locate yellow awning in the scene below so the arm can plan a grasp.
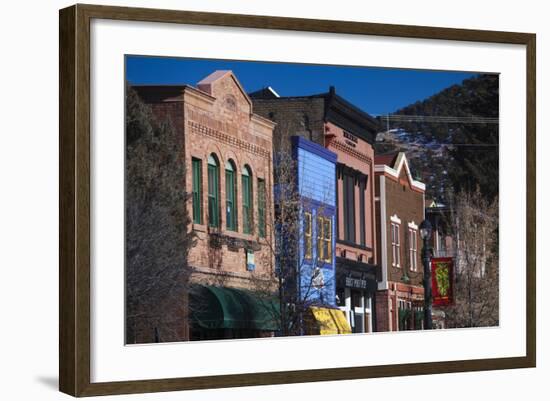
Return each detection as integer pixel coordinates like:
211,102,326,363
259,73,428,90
309,307,352,335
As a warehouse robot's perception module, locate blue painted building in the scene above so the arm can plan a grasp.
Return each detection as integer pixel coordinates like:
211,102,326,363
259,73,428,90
292,136,338,307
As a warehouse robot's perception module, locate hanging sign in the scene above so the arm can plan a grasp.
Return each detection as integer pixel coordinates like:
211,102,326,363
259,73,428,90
246,249,255,271
431,257,453,306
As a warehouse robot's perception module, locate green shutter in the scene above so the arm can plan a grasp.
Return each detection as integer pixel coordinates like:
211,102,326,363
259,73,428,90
226,169,235,230
257,178,266,238
192,158,202,224
208,163,219,227
242,174,251,234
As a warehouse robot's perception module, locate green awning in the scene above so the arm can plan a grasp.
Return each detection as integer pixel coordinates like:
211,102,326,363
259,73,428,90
191,285,280,331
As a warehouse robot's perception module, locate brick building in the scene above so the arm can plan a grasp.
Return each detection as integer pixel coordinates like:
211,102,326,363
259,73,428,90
251,86,380,334
374,152,426,331
134,71,279,340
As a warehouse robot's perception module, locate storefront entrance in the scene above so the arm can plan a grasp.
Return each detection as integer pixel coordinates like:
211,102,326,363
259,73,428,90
335,257,378,334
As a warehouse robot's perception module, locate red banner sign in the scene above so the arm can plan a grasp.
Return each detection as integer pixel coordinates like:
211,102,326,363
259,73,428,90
431,257,453,306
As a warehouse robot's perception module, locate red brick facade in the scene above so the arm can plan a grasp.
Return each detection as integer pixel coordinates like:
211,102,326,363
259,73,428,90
325,122,376,265
375,153,426,331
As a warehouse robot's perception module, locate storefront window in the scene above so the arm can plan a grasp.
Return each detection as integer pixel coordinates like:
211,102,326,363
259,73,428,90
351,290,365,333
352,290,363,308
398,299,412,331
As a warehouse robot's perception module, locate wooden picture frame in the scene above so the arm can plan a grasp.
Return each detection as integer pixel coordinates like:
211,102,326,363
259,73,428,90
59,3,536,397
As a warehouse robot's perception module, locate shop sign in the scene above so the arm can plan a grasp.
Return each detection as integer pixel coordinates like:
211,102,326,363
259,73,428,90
345,276,367,289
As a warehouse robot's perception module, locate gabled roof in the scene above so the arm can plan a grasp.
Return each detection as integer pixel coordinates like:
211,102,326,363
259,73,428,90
375,152,425,192
131,72,275,131
197,70,253,109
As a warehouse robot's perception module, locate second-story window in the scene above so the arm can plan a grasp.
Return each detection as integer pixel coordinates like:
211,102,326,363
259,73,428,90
359,177,367,246
304,212,312,259
343,172,356,243
192,158,202,224
242,165,253,234
207,154,220,228
391,222,401,267
323,217,332,263
316,216,332,264
409,228,418,271
225,160,237,231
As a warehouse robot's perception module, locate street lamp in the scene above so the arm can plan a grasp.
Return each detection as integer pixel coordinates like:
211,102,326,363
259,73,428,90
419,219,433,330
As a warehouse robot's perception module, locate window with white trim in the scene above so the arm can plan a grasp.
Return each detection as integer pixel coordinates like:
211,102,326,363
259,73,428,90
391,222,401,267
409,228,418,271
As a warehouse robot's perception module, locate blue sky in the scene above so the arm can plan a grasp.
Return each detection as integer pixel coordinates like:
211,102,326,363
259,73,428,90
126,55,477,115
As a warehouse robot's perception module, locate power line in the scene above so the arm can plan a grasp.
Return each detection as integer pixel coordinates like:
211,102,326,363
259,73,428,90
374,114,499,124
425,143,498,147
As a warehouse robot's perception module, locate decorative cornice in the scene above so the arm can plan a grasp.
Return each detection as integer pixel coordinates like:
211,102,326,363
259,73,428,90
330,139,372,165
336,239,373,252
188,120,271,159
190,266,274,282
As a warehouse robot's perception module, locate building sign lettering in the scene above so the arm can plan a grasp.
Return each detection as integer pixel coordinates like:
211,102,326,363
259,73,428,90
345,276,367,289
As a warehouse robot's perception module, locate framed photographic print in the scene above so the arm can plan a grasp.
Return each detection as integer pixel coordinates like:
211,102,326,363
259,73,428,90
59,3,536,397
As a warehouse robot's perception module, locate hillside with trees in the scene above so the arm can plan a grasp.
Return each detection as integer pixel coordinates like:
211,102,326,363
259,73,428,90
375,74,499,202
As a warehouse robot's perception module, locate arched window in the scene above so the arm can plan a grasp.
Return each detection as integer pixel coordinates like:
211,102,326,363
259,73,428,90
242,165,253,234
225,160,237,231
207,154,220,228
191,158,202,224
